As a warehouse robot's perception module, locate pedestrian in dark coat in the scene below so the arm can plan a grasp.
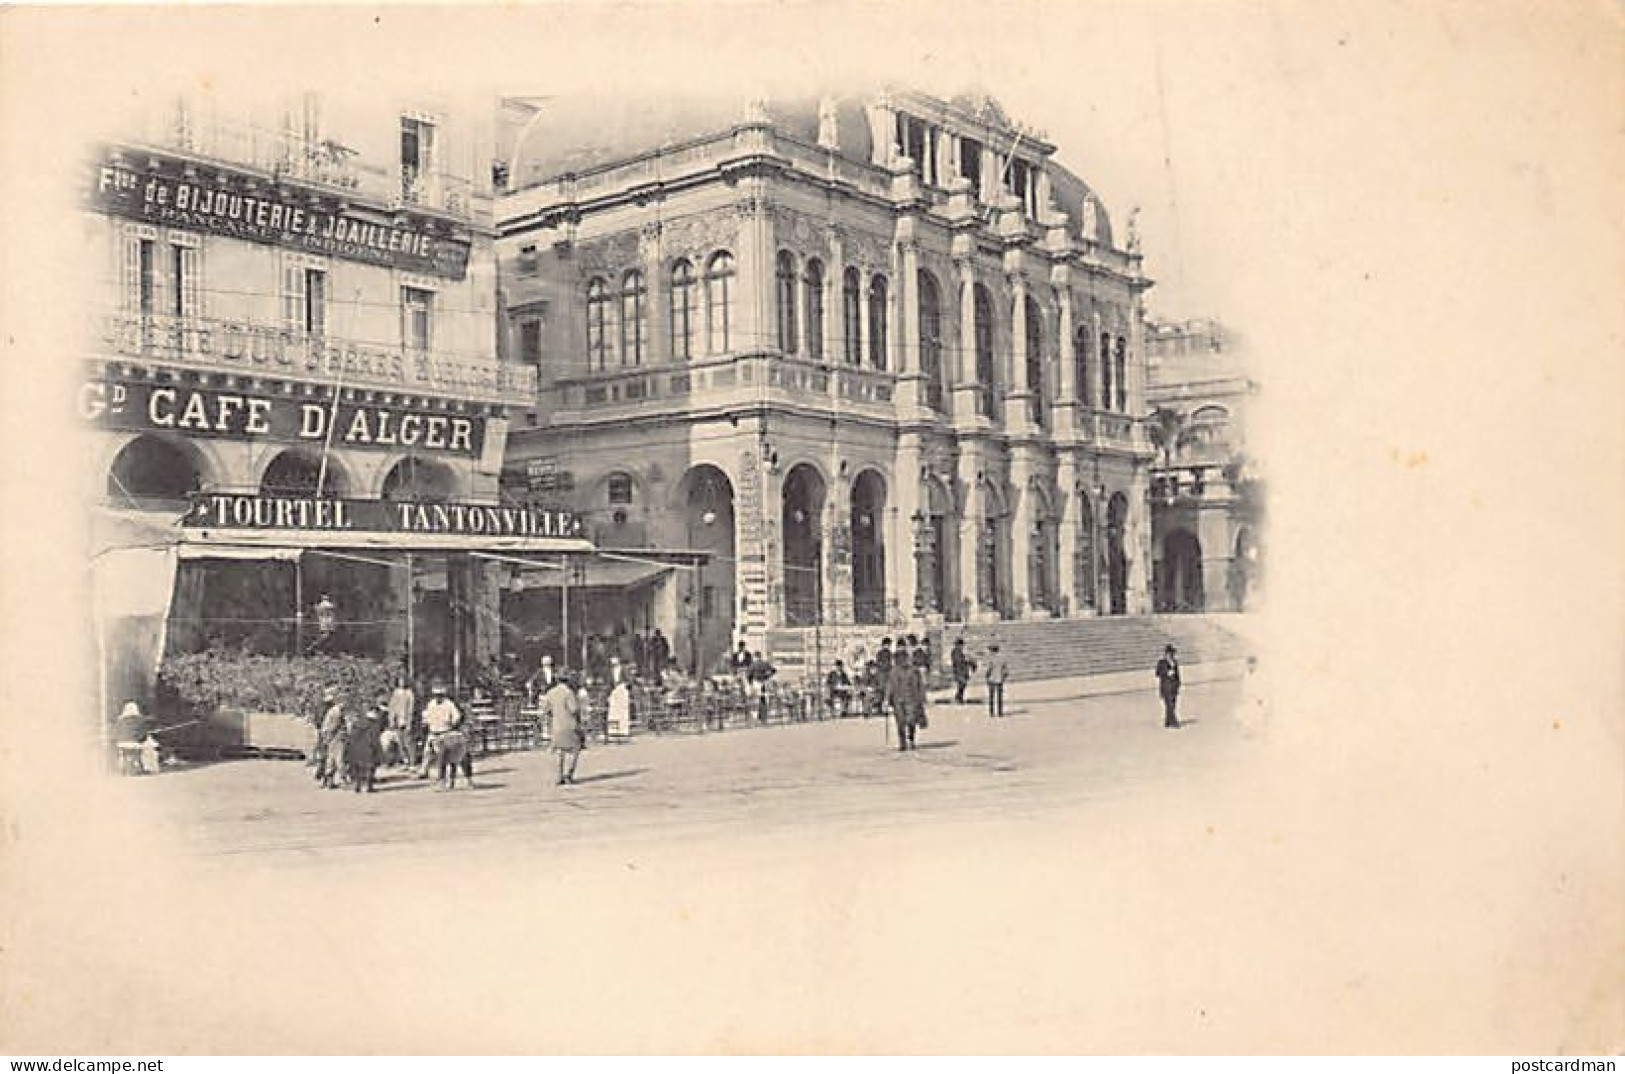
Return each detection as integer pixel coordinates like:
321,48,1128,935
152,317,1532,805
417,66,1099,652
886,658,922,751
345,701,384,793
650,629,671,675
1155,644,1182,728
950,638,975,704
875,637,894,675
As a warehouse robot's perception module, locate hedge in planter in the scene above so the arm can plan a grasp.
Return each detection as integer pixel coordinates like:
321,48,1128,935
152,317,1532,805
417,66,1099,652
159,647,397,724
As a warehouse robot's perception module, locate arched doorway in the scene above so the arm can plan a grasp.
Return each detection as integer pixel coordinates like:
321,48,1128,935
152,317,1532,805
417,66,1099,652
1231,526,1259,611
850,469,886,624
260,449,348,497
1107,492,1129,615
681,465,736,674
782,463,825,625
1161,529,1205,613
1073,493,1097,613
106,434,205,508
380,456,457,503
924,475,954,619
1027,484,1058,615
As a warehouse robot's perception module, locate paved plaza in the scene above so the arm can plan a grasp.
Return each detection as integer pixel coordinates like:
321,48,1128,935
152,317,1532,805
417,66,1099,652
125,678,1254,865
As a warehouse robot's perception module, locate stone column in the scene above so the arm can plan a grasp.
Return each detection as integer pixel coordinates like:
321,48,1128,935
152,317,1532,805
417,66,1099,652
733,183,773,357
956,443,986,622
1009,450,1035,617
824,473,851,625
894,234,922,409
824,232,842,363
893,435,922,620
1126,464,1152,614
733,431,770,643
1056,451,1080,617
857,267,872,369
1005,270,1034,434
1053,271,1076,433
952,256,982,417
642,224,668,365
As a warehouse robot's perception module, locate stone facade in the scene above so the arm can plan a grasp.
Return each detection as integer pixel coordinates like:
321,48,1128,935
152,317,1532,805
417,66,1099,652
497,89,1158,672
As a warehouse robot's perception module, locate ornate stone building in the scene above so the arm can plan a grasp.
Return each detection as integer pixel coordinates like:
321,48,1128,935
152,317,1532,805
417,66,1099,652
496,89,1156,671
1146,317,1262,613
85,90,539,702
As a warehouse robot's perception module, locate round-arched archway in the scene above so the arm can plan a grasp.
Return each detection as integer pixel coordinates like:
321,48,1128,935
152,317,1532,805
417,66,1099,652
1106,491,1130,615
680,464,735,673
380,456,458,503
1160,529,1204,613
849,469,886,624
781,463,826,626
106,434,206,507
260,449,350,498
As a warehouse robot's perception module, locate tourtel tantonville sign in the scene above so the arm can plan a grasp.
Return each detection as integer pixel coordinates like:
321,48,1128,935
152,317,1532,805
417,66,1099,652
80,377,487,457
185,493,586,539
90,144,472,279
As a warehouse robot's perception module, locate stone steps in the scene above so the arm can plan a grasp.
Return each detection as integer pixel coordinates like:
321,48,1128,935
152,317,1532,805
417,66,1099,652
764,615,1253,684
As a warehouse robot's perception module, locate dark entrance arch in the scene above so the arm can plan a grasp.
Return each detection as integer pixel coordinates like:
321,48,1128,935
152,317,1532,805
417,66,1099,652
850,469,886,624
681,465,736,673
260,449,348,497
1106,492,1129,615
380,456,457,503
1161,529,1205,613
782,464,825,626
107,434,205,507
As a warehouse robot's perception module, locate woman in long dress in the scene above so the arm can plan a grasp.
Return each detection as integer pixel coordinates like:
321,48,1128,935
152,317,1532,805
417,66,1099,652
606,656,632,740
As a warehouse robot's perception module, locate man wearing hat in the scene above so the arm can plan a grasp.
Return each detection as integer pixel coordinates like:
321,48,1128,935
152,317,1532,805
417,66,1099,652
316,685,348,789
542,671,585,785
419,678,469,783
985,643,1009,718
1155,644,1182,728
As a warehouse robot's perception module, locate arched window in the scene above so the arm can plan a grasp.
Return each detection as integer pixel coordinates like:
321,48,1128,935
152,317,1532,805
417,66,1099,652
974,284,996,417
705,251,734,354
1074,325,1092,407
670,259,696,360
775,250,798,355
918,270,943,411
1025,296,1045,427
619,270,645,367
1100,329,1114,411
867,274,889,370
1115,334,1128,411
842,268,862,364
585,277,610,371
606,472,635,506
804,259,824,361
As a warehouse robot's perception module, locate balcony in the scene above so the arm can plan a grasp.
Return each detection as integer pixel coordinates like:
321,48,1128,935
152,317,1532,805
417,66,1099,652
121,119,480,223
547,353,898,423
92,310,537,406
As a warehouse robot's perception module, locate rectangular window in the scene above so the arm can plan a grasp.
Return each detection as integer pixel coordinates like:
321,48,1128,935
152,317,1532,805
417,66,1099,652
137,239,156,316
303,268,326,334
402,287,433,351
400,116,435,198
519,319,542,364
960,137,983,192
518,244,538,274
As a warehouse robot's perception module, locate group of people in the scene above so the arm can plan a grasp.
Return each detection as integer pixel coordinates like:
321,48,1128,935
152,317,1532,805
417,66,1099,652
312,665,597,792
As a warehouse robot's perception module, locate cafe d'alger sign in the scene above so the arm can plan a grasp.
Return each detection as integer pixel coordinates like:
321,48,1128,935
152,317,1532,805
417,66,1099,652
92,144,471,279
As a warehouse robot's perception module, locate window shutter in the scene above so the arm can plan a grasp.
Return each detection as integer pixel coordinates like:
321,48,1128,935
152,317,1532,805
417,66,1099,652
178,246,200,318
120,233,141,313
283,259,305,332
307,270,326,335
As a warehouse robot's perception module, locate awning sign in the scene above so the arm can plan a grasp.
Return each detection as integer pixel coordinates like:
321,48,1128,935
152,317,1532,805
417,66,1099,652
184,494,586,539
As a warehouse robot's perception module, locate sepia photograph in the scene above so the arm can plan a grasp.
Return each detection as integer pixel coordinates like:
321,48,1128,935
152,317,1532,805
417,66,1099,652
1,1,1620,1059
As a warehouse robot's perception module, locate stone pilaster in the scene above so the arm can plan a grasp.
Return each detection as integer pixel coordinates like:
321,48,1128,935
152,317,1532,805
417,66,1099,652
1004,267,1035,435
1056,452,1080,617
893,233,923,409
1009,449,1037,616
956,443,988,622
824,473,852,625
641,223,668,365
952,256,984,419
893,434,923,618
733,182,772,356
